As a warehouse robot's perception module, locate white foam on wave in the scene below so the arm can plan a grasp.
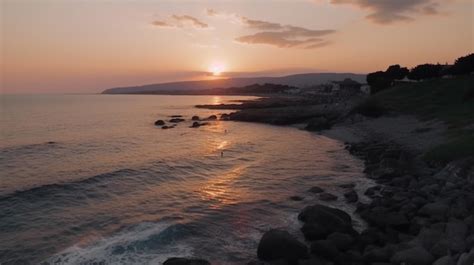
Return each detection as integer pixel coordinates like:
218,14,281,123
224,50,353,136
43,222,194,265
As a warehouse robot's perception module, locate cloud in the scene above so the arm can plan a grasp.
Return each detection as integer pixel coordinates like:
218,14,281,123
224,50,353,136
235,20,335,49
206,9,334,49
151,14,208,29
326,0,444,24
151,20,173,27
171,15,208,28
240,17,282,30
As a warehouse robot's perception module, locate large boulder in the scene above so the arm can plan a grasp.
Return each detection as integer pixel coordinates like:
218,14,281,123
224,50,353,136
390,246,435,265
298,204,353,240
163,257,210,265
257,229,308,262
191,116,200,121
457,248,474,265
310,240,339,259
418,202,449,219
327,232,355,251
433,256,455,265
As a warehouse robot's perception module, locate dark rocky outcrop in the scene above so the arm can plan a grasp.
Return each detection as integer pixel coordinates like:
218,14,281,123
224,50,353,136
155,120,165,126
192,116,200,121
390,246,435,265
289,196,304,201
257,229,308,263
169,118,185,123
205,115,217,121
308,186,324,194
298,204,353,241
319,192,337,201
190,122,209,128
163,258,210,265
220,114,230,120
343,189,358,203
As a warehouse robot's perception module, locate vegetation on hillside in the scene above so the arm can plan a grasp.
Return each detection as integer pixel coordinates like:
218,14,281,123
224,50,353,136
367,53,474,94
355,75,474,165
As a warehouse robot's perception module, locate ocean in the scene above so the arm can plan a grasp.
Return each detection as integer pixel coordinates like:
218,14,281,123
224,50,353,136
0,94,369,264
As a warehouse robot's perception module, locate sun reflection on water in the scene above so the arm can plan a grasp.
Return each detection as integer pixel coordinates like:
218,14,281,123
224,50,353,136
212,96,222,105
199,165,248,209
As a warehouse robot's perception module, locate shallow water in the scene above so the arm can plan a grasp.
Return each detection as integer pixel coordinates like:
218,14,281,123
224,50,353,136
0,94,370,264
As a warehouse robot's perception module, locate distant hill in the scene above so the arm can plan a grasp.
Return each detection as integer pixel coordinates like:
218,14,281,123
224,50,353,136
101,73,366,94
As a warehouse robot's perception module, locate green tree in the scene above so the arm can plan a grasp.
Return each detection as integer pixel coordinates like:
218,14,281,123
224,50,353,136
408,64,443,81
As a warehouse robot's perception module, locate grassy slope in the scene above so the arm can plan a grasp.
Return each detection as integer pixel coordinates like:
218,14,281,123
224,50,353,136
369,76,474,164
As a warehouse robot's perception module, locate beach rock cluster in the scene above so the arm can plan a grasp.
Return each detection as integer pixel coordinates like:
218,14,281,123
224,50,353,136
154,114,225,129
162,141,473,265
347,141,474,265
248,141,473,265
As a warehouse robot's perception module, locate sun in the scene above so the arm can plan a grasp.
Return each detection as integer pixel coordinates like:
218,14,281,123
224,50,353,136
209,62,225,76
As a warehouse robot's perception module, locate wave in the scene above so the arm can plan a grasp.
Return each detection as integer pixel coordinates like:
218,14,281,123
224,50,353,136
42,221,195,265
0,141,63,156
0,160,181,203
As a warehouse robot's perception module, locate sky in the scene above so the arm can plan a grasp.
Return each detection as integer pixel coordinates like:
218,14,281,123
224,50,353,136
1,0,473,93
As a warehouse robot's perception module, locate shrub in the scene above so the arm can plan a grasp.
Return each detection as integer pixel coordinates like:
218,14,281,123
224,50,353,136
386,65,409,80
367,71,391,94
408,64,443,81
351,99,388,118
448,53,474,76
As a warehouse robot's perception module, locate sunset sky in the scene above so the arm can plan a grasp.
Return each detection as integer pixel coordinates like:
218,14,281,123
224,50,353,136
1,0,473,93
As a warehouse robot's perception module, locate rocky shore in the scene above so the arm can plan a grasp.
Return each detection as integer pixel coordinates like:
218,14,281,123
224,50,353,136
163,96,474,265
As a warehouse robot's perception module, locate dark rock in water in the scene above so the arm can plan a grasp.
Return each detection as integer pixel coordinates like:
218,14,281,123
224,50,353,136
344,189,358,203
169,118,185,123
364,185,381,197
319,192,337,201
163,257,210,265
206,115,217,121
298,204,353,240
289,196,304,201
305,117,331,131
338,183,356,189
155,120,165,126
257,229,308,262
162,125,174,129
190,122,209,128
308,186,324,193
191,116,200,121
220,114,230,120
169,115,183,118
390,246,434,265
47,141,56,144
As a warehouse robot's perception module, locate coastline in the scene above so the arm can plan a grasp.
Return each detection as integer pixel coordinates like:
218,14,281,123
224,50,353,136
165,95,474,265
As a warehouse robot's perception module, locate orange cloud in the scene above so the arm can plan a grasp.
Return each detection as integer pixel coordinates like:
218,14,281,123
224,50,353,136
151,14,208,29
327,0,445,24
